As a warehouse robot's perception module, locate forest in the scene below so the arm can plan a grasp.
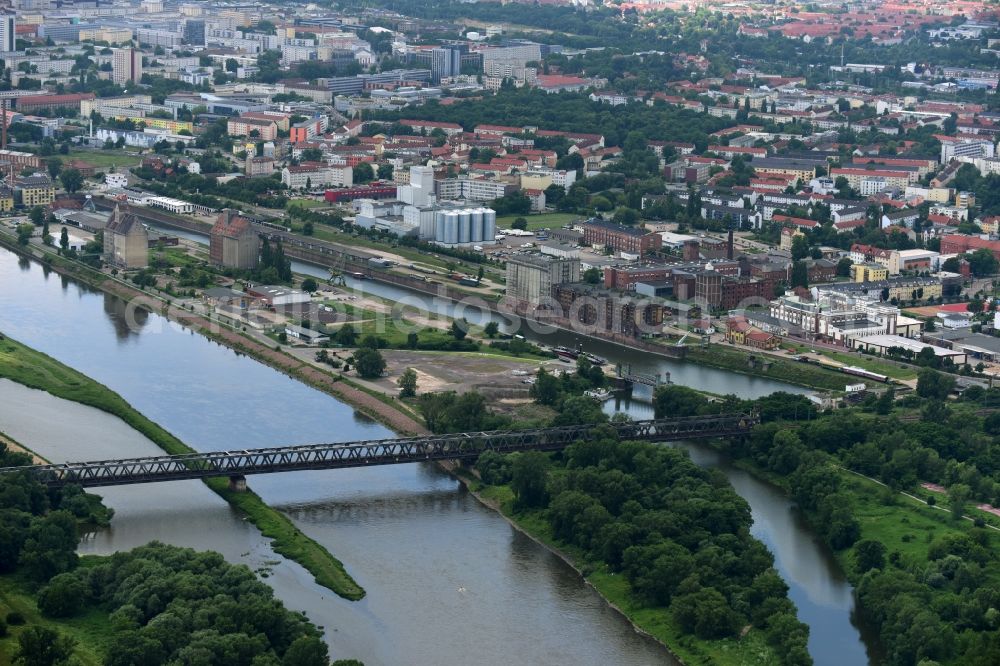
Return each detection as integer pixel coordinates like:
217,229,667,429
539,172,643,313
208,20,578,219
651,381,1000,666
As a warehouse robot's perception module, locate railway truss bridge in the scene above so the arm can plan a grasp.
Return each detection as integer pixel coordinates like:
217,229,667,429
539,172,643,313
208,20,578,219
0,414,757,489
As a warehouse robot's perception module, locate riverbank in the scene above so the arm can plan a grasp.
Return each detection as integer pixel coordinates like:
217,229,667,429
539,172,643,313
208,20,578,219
0,333,365,600
455,471,781,666
684,344,849,392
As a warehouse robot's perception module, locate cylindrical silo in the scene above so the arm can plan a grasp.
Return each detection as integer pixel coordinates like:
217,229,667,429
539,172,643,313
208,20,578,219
470,208,484,243
445,211,459,245
435,211,447,243
458,209,471,244
483,209,496,242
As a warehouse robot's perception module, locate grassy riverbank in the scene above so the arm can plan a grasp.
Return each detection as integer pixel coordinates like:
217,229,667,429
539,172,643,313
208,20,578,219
685,344,850,392
473,482,780,666
0,334,365,600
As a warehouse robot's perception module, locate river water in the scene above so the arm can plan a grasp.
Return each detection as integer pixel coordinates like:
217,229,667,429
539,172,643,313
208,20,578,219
0,247,873,665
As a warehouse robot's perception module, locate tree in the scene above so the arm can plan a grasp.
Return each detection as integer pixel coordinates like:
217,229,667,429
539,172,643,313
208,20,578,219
353,162,375,184
510,451,549,509
854,539,887,574
19,510,78,581
59,168,83,193
59,227,69,253
397,368,418,398
300,278,317,292
968,248,999,277
46,157,62,179
225,58,239,73
449,320,467,340
790,234,809,261
948,483,972,521
302,221,314,236
836,257,852,277
15,626,76,666
671,588,740,639
37,573,88,618
42,216,51,245
353,347,386,379
530,367,560,406
335,324,357,346
916,368,955,400
790,260,809,288
511,217,528,231
583,267,602,284
29,206,45,226
483,321,499,338
282,636,328,666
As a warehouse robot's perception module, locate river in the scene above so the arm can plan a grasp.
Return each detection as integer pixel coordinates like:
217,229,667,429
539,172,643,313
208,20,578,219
0,247,873,665
0,248,671,665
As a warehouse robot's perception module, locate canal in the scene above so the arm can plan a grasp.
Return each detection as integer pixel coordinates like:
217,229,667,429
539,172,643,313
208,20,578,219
0,247,874,664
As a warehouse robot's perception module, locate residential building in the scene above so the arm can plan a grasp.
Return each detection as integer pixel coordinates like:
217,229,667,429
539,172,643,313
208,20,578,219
210,209,259,270
281,164,353,190
851,263,888,282
112,48,143,85
14,173,54,207
505,253,580,305
0,186,14,212
103,205,148,269
0,13,15,53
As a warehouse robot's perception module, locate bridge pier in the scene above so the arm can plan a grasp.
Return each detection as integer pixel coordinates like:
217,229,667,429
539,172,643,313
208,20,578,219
228,475,247,492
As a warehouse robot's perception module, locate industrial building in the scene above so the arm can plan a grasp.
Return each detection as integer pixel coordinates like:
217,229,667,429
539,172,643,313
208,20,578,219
103,205,149,269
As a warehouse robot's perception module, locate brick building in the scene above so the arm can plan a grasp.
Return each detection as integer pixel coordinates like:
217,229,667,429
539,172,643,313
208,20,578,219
553,283,664,338
582,219,662,255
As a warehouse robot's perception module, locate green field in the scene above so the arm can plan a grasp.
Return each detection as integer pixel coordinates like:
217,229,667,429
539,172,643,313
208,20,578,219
286,198,329,211
65,150,141,171
497,212,580,230
0,334,365,600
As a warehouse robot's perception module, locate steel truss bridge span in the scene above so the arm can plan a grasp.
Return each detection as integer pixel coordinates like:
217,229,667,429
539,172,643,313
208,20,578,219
0,414,757,488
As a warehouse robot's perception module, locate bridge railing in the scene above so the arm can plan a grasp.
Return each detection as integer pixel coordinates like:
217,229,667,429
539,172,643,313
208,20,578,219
0,414,757,488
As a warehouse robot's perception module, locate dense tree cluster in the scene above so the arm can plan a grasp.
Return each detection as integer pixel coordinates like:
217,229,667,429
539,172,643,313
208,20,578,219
0,445,112,580
476,428,811,665
373,88,729,151
41,542,331,666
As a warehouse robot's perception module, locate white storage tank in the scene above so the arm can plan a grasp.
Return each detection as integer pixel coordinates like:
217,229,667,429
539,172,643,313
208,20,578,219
483,208,497,243
470,208,484,243
458,209,472,244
